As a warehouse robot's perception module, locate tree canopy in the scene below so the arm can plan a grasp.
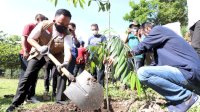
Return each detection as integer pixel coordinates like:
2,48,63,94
123,0,188,26
0,32,21,70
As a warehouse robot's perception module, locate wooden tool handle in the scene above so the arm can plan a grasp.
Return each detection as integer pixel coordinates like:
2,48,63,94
47,53,75,81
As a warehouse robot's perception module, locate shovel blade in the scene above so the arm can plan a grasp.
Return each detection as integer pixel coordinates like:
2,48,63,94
64,70,104,110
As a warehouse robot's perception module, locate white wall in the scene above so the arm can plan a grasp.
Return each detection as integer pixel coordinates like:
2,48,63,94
187,0,200,28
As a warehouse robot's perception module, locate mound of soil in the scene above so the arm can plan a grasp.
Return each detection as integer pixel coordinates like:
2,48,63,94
19,98,167,112
19,99,128,112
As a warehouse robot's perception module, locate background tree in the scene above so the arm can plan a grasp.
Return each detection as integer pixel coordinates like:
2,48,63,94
0,33,21,77
123,0,188,26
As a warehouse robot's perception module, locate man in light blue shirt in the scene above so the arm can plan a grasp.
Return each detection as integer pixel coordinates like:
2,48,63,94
125,21,144,71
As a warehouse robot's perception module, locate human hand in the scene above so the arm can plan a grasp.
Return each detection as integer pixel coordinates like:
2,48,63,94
67,74,76,82
103,56,114,66
127,51,134,58
38,45,48,55
57,61,69,73
23,51,29,59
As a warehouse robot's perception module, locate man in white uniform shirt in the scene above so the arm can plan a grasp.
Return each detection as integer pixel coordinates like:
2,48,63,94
6,9,74,112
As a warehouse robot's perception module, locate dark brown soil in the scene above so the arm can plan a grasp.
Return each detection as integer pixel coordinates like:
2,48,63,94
18,98,167,112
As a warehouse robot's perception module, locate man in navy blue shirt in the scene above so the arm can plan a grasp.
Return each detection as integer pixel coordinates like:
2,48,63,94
88,23,106,86
130,22,200,112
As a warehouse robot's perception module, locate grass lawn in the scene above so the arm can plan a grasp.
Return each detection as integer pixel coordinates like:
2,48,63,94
0,78,55,112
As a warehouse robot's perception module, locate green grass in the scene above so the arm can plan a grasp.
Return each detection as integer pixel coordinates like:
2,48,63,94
0,78,54,112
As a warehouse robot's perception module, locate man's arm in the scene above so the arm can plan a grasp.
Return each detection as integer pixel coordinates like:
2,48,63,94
88,36,92,45
73,37,80,48
21,36,29,58
132,26,166,55
101,35,107,42
123,28,132,43
64,36,72,62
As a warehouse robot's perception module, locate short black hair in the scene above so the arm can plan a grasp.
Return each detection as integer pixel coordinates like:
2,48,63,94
69,22,76,28
80,40,85,45
55,9,72,18
141,22,154,29
35,14,46,21
91,23,99,29
44,17,49,20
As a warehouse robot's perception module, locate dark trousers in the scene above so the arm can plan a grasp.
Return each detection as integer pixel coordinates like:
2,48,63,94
93,65,105,86
12,57,46,106
44,61,57,93
73,64,85,76
134,57,145,71
19,54,37,99
56,56,76,102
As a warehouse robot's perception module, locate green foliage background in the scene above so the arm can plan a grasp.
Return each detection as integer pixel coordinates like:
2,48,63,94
0,32,21,78
123,0,188,26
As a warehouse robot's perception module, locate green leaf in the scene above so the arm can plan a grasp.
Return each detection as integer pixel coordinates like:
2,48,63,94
106,2,111,11
120,67,128,82
90,61,95,73
79,0,84,9
106,40,113,50
88,0,92,6
110,38,119,54
54,0,58,6
73,0,78,7
130,72,136,91
136,76,142,97
98,7,102,12
117,41,123,56
115,61,127,79
100,2,105,11
122,71,132,85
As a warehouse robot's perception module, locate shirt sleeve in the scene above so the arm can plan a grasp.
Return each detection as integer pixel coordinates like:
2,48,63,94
64,35,73,61
102,35,107,42
28,22,43,40
132,26,167,55
22,24,32,37
88,36,92,45
64,35,73,49
73,37,80,48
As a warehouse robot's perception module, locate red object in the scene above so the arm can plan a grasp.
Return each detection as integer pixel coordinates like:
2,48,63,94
20,23,36,54
76,47,87,64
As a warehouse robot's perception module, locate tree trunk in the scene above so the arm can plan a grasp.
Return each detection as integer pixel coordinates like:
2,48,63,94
10,68,13,78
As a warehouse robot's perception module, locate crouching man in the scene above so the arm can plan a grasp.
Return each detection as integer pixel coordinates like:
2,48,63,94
130,22,200,112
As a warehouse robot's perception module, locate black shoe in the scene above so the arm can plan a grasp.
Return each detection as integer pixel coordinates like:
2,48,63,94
52,92,56,97
6,105,16,112
26,97,40,103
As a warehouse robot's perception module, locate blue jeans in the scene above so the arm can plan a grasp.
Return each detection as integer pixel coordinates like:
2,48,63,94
137,65,192,103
